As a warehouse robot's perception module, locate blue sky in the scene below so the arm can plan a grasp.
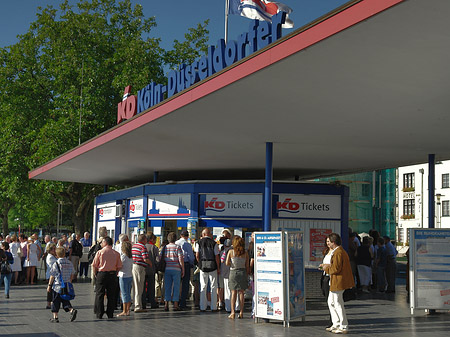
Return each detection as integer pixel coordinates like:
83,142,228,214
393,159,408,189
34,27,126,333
0,0,350,50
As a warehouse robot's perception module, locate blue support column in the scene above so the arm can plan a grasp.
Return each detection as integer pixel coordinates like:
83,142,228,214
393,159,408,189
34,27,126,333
264,142,273,232
428,154,435,228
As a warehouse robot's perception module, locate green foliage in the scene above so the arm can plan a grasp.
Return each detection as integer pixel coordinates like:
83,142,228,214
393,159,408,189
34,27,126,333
0,0,209,235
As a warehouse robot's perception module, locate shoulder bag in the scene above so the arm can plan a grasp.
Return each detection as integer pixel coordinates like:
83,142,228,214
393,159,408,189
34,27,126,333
56,262,75,301
157,246,167,272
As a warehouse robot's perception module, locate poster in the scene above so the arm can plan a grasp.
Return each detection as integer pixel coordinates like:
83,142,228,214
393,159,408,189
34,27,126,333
410,229,450,311
255,232,285,320
310,228,332,261
287,232,305,320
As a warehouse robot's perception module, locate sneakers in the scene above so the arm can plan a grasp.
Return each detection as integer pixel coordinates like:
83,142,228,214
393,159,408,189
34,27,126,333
49,318,59,323
326,326,337,332
332,328,349,334
70,309,78,322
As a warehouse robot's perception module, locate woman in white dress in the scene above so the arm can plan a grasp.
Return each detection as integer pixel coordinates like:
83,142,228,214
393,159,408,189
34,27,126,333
9,234,22,285
24,238,39,284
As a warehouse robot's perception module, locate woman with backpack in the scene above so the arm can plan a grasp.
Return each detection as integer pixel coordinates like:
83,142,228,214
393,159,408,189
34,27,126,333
1,242,14,298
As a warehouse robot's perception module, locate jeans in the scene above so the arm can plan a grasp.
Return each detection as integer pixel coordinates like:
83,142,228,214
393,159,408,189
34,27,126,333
119,277,132,303
0,273,12,296
179,263,191,307
79,262,89,277
164,269,181,302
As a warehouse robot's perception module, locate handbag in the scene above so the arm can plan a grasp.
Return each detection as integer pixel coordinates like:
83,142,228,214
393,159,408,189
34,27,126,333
1,260,12,274
156,246,166,272
17,245,23,258
56,262,75,301
343,287,357,302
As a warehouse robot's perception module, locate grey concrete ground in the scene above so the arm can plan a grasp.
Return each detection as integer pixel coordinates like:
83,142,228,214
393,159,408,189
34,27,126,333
1,265,449,337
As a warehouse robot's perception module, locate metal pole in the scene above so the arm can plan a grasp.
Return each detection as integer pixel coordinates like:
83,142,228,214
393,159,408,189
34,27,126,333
428,154,435,228
264,142,273,232
225,0,229,43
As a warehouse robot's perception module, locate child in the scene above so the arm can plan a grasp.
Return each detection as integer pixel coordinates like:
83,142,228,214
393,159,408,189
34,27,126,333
47,247,77,322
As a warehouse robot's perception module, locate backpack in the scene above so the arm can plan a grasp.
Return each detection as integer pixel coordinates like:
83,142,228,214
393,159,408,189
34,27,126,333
71,239,83,258
198,237,217,272
88,243,101,264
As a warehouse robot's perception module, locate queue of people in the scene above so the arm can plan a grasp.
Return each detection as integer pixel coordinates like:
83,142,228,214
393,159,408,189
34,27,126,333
78,227,253,320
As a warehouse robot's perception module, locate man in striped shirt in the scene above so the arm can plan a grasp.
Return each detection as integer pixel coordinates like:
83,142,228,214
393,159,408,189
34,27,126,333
132,234,152,312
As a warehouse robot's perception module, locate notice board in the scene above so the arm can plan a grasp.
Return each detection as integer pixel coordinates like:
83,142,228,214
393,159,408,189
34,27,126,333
409,228,450,314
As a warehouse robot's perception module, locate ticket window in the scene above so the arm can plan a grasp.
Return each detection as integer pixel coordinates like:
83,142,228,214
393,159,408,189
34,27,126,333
161,220,177,243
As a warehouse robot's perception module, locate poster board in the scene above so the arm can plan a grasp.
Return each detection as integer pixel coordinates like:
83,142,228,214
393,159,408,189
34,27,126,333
409,228,450,314
254,231,305,326
286,232,306,321
255,232,285,321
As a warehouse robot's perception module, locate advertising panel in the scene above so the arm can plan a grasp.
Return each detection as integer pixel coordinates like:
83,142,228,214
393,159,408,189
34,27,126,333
410,228,450,313
287,232,305,320
275,194,341,219
98,204,116,221
147,194,191,218
200,194,262,218
255,232,285,321
310,228,333,261
128,198,144,218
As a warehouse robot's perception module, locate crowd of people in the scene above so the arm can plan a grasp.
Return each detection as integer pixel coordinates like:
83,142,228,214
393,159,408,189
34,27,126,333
2,226,397,326
86,226,254,320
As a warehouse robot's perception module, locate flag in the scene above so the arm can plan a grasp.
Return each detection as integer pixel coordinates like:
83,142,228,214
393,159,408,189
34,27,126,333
229,0,294,28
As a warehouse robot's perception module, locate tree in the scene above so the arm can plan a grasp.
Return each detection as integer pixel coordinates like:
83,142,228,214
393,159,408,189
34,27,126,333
0,0,210,235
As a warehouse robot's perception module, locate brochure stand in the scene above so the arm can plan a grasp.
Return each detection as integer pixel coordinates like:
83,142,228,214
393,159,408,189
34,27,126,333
409,228,450,315
254,231,306,327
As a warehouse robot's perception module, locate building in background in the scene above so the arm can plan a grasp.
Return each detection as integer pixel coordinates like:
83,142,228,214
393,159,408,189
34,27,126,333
397,160,450,244
316,169,396,239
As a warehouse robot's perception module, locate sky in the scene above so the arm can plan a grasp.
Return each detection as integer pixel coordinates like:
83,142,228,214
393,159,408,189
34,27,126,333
0,0,351,50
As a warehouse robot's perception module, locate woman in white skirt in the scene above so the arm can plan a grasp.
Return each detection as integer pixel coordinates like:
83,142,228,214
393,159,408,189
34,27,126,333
9,235,22,285
24,238,39,284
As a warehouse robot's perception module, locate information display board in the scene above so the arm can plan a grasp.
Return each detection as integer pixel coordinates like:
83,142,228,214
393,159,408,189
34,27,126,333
255,232,285,321
254,231,305,326
286,232,306,321
409,228,450,314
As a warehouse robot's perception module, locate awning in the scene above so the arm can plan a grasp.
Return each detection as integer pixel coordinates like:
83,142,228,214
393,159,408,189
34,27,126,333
29,0,450,185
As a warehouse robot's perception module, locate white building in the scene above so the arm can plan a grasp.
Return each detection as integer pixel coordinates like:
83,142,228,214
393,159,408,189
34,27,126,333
397,160,450,244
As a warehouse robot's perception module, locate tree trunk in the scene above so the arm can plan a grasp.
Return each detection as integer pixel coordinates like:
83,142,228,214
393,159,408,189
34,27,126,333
0,202,13,236
63,182,100,235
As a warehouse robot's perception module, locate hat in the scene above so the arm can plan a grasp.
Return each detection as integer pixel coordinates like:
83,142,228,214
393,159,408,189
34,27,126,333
222,228,232,236
181,230,189,237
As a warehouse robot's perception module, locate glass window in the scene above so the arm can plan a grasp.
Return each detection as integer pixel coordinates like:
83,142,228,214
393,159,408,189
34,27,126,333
442,200,450,217
442,173,449,188
403,173,415,190
403,199,415,218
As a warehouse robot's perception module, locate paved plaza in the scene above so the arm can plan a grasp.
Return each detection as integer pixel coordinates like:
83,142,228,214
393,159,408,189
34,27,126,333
1,270,449,337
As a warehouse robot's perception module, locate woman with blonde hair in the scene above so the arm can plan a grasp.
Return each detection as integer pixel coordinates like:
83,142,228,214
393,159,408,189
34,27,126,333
226,236,249,319
117,240,133,316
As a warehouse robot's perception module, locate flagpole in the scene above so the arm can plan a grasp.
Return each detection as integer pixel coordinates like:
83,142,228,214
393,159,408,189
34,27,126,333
225,0,229,43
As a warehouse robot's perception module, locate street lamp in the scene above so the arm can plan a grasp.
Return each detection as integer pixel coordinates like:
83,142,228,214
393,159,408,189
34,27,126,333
436,193,444,228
